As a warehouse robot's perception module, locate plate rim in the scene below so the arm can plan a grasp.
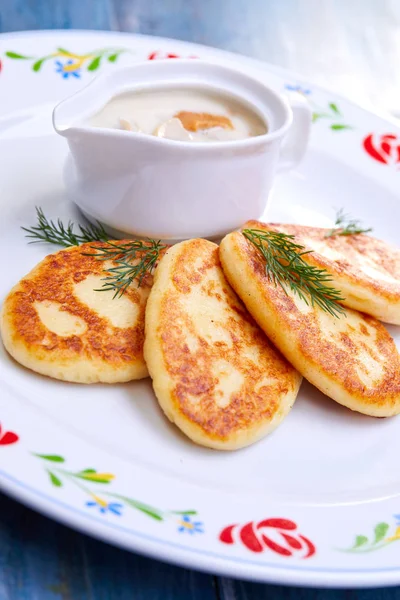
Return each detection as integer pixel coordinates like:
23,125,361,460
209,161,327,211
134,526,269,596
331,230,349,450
0,28,400,589
0,28,398,129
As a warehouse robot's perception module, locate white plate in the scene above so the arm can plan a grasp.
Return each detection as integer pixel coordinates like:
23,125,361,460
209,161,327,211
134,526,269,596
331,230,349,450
0,30,400,589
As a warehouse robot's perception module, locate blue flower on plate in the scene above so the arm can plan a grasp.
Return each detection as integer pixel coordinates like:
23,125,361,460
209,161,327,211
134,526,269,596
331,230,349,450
86,498,123,516
285,83,311,95
55,59,81,79
177,515,204,535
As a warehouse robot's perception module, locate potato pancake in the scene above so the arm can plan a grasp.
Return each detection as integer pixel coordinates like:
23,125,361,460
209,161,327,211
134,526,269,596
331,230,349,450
1,242,151,383
144,238,301,449
220,228,400,417
245,221,400,325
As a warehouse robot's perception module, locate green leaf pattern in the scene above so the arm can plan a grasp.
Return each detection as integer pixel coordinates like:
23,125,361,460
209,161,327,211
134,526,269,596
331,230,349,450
329,102,340,115
352,535,368,549
87,56,102,71
330,124,352,131
35,454,65,463
32,58,47,72
48,471,63,487
374,522,390,544
290,85,352,132
34,452,200,529
346,521,396,553
171,510,198,516
4,47,129,76
5,51,31,59
75,470,114,484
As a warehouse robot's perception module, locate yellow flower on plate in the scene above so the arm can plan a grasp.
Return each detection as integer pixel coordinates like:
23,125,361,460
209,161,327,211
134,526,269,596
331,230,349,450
386,525,400,543
79,472,115,483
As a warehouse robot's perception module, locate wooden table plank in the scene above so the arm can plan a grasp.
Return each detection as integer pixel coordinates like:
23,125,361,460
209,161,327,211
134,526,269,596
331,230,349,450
218,577,400,599
0,492,217,600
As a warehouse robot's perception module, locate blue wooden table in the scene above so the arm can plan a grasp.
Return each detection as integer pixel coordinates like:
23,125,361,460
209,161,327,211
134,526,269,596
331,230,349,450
1,1,400,598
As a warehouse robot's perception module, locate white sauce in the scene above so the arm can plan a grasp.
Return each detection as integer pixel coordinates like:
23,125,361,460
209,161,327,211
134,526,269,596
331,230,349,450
88,87,267,143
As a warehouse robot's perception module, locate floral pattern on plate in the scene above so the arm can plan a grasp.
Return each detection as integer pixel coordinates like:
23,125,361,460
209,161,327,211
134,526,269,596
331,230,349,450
33,452,201,532
4,47,130,76
344,517,400,553
285,84,351,131
147,50,197,60
363,133,400,166
219,518,316,558
0,424,19,446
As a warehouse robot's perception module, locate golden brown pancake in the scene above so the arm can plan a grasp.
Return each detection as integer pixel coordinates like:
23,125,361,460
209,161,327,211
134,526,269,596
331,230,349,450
144,238,301,450
1,242,152,383
220,229,400,417
244,221,400,325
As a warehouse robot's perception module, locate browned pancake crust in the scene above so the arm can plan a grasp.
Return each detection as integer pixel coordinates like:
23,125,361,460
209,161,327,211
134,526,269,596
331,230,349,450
144,239,301,448
220,229,400,416
245,220,400,323
1,242,153,381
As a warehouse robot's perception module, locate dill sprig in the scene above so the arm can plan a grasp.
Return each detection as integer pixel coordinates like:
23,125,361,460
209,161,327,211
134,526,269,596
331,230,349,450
86,239,167,298
22,208,166,297
242,228,346,318
325,208,372,238
22,206,109,247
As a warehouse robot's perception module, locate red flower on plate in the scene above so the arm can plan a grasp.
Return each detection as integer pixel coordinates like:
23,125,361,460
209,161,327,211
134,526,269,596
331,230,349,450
147,51,197,60
219,517,315,558
363,133,400,166
0,423,19,445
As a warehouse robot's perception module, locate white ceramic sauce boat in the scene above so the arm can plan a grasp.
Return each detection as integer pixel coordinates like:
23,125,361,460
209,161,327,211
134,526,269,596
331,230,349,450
53,60,311,241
